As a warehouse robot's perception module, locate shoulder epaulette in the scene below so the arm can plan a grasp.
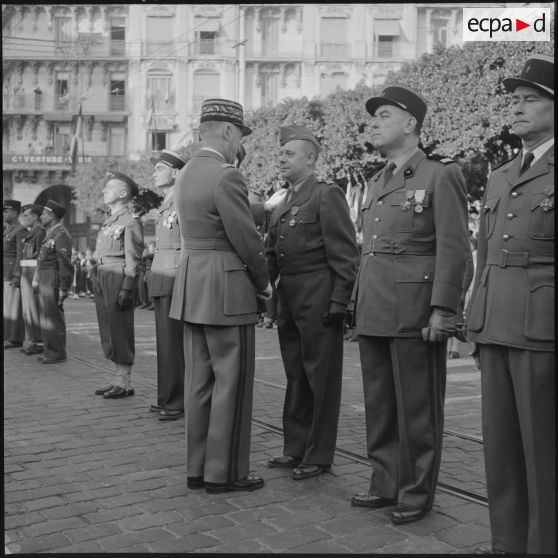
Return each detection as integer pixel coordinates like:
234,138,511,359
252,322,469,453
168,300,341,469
491,153,518,171
427,154,455,165
221,163,236,169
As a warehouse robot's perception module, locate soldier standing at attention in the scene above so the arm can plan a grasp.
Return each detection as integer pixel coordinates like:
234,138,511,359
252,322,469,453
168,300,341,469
351,85,469,524
266,125,359,480
467,55,554,555
3,199,25,349
32,201,73,364
18,204,46,356
148,149,187,421
93,171,144,399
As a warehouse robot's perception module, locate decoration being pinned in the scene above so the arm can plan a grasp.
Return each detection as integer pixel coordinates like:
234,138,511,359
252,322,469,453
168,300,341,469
289,206,299,227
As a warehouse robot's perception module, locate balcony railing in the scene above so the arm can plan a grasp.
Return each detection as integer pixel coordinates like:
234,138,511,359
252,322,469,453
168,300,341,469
375,41,400,59
141,42,186,57
320,43,349,58
110,96,126,111
3,39,127,59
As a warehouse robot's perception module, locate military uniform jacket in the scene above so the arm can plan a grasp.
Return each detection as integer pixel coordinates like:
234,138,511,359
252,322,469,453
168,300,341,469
467,147,554,351
18,224,46,262
95,206,144,291
148,194,181,297
169,150,269,326
354,149,469,337
3,222,25,280
37,223,73,290
267,174,359,305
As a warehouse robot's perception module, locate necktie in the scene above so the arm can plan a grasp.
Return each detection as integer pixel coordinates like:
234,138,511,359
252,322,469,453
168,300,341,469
383,162,396,188
286,186,295,204
519,151,534,176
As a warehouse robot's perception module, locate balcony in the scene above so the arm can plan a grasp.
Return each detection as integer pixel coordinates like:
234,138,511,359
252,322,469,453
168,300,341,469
110,96,125,111
141,42,188,58
372,41,401,59
320,43,349,59
2,38,127,60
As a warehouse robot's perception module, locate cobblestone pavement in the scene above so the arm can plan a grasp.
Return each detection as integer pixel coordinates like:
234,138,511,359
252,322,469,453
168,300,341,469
4,298,490,554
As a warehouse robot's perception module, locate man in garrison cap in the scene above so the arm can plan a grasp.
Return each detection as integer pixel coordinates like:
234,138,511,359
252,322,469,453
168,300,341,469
147,149,187,421
266,125,359,480
467,55,555,555
350,85,469,524
93,171,144,399
18,204,46,355
3,199,26,348
31,201,73,363
169,98,272,494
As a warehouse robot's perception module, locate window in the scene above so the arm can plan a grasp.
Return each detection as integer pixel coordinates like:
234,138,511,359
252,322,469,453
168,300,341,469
320,18,348,58
56,73,70,110
146,16,173,55
320,72,347,97
262,16,279,55
110,78,125,111
54,124,71,153
374,19,400,58
194,17,220,55
147,75,173,111
260,72,278,105
110,17,126,55
150,132,167,151
377,36,395,58
109,126,126,156
433,18,449,47
55,16,72,46
192,71,220,112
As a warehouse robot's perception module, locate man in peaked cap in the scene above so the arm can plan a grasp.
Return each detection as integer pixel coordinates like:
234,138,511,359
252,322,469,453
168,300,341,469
351,85,469,524
32,201,73,363
147,149,187,421
3,199,26,348
93,171,144,399
266,125,359,480
467,55,554,555
169,98,272,493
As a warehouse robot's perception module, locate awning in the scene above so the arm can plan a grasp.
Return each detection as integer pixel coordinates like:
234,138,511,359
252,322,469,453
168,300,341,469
196,17,220,32
94,113,127,122
43,114,73,122
375,20,400,36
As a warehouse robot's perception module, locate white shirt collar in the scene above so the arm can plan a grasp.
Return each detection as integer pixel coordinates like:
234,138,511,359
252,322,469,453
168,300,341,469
389,146,421,173
523,136,554,166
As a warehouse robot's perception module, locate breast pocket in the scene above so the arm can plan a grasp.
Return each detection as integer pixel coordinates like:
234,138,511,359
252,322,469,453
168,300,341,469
389,191,431,233
482,198,500,239
528,195,554,240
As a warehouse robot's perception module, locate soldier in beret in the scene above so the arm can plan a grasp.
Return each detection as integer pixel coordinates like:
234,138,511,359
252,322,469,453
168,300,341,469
351,85,469,524
467,55,554,555
32,201,73,363
148,149,187,421
266,125,359,480
169,98,272,493
3,199,26,349
93,171,144,399
18,204,46,355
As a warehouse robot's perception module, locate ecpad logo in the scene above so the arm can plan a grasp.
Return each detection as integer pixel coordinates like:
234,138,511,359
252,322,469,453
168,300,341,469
463,7,551,42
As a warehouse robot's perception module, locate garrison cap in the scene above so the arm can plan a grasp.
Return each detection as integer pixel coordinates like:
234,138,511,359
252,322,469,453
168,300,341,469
200,98,252,137
3,199,22,213
503,54,554,97
279,125,320,151
44,200,66,219
150,149,186,170
366,84,428,127
105,170,139,197
22,204,44,217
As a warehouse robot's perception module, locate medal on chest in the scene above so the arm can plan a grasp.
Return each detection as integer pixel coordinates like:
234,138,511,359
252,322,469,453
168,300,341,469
289,206,299,227
163,209,177,229
102,223,125,239
539,186,554,212
401,190,414,212
414,190,426,214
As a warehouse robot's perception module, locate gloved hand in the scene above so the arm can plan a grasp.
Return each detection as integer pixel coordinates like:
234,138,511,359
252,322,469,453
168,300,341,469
32,276,39,294
117,289,133,311
345,302,356,329
421,307,457,343
469,342,481,370
454,323,468,343
256,282,273,301
57,289,68,308
11,276,20,288
322,301,346,327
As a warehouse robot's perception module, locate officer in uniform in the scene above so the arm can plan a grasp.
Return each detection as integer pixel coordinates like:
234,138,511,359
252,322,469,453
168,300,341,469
3,199,25,348
467,55,554,555
32,200,73,363
169,98,272,493
266,125,359,479
93,171,144,399
351,85,469,524
19,204,46,355
148,149,187,421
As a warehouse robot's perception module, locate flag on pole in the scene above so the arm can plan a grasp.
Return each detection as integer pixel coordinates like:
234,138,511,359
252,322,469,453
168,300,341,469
146,94,155,128
70,102,82,173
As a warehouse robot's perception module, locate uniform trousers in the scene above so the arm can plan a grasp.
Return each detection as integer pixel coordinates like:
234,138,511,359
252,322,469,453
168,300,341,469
153,295,184,410
357,335,446,511
20,266,43,345
276,269,343,465
183,322,255,484
37,268,66,360
479,344,555,555
92,265,136,386
3,280,24,342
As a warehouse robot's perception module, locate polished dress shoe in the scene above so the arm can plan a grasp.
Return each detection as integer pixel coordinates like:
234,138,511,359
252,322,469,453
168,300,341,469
292,463,331,480
95,384,114,395
150,403,164,412
351,493,396,509
40,356,67,364
23,344,44,355
187,476,205,489
474,546,508,555
102,386,135,399
205,475,265,494
159,409,184,421
268,455,301,468
4,341,23,349
390,504,427,524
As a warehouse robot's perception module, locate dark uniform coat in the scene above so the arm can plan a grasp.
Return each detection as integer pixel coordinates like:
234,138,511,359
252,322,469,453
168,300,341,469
267,174,359,465
93,206,143,365
147,195,184,411
3,221,26,342
467,147,554,554
169,149,268,484
354,149,469,511
36,223,73,360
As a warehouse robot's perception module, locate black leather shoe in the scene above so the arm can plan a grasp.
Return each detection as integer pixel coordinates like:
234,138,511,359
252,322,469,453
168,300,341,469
205,475,265,494
102,386,135,399
95,384,114,395
4,341,23,349
474,546,508,555
40,357,67,364
351,493,396,509
159,409,184,421
391,504,427,524
292,464,331,480
268,455,301,468
24,344,44,355
150,403,164,412
187,476,205,489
